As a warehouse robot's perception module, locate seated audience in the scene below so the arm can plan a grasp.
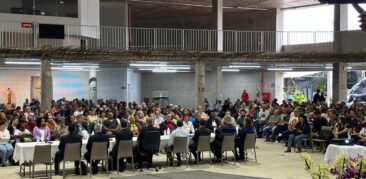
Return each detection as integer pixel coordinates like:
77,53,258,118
210,115,236,162
235,117,255,161
160,114,177,135
54,124,83,175
103,112,120,136
206,111,221,132
165,120,189,166
136,117,160,167
14,121,33,143
0,120,13,166
285,115,310,153
128,115,141,136
110,120,133,172
33,117,51,142
189,120,211,162
334,116,349,139
84,123,109,174
263,109,280,142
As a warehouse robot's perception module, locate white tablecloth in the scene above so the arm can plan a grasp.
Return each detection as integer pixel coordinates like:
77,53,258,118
13,135,170,164
13,133,215,164
324,144,366,163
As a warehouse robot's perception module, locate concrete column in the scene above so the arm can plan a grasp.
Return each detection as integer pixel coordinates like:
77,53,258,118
276,8,284,52
216,66,223,100
125,1,129,50
332,63,347,103
274,72,284,103
195,62,206,109
89,71,97,103
41,59,53,112
212,0,223,52
334,4,348,52
327,71,333,105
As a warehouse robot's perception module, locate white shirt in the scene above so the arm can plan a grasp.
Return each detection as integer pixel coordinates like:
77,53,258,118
259,109,270,121
156,116,165,125
39,128,45,141
168,127,189,147
360,128,366,137
182,121,193,133
73,111,83,116
0,129,10,144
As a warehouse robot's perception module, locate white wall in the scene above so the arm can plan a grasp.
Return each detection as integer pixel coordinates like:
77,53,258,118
97,70,127,101
141,71,276,108
127,70,141,103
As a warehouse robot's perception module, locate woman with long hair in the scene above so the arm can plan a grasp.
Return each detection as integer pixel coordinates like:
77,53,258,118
33,117,51,142
285,115,310,153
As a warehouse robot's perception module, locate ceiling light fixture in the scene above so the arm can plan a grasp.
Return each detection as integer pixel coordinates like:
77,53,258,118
5,61,41,65
228,65,261,68
152,69,177,73
222,69,240,72
267,68,293,71
130,63,167,67
52,67,83,70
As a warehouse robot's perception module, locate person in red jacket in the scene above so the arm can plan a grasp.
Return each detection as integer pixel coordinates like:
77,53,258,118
241,90,249,104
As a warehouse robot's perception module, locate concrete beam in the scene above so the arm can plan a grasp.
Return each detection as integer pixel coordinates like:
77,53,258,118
2,49,366,64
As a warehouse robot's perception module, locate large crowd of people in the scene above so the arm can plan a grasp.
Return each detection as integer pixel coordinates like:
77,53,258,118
0,90,366,175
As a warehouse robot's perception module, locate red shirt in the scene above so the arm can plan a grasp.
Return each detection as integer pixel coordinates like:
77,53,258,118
241,92,249,102
26,123,36,134
165,121,172,129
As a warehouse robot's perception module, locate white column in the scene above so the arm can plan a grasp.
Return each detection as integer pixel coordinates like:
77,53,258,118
216,66,223,100
89,71,97,103
195,62,206,109
332,63,347,103
327,71,333,105
274,72,284,103
213,0,223,52
41,59,53,112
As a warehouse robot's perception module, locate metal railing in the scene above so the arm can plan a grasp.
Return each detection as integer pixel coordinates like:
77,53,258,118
0,21,336,53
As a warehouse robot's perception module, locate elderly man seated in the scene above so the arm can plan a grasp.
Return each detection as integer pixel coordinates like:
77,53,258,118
84,123,110,174
165,120,189,167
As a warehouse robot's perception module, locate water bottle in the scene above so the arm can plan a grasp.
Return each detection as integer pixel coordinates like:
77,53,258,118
164,130,167,136
348,128,352,139
167,128,171,135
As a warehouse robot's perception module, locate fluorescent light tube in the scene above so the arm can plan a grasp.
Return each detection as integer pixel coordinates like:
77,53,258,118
222,69,240,72
130,63,167,67
152,69,177,73
5,61,41,65
267,68,293,71
229,65,261,68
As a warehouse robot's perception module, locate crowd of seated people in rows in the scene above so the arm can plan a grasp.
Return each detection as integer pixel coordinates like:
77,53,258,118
255,97,366,153
0,96,365,174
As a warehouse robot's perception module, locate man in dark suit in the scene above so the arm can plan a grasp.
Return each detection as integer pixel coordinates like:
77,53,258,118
189,120,211,162
84,123,110,174
54,124,83,175
110,119,133,172
136,117,160,167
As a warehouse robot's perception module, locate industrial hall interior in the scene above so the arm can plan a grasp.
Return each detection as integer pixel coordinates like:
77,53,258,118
1,0,366,179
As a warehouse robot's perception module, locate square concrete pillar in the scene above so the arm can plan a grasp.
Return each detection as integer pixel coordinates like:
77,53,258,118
41,59,53,112
332,63,347,103
195,62,206,109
